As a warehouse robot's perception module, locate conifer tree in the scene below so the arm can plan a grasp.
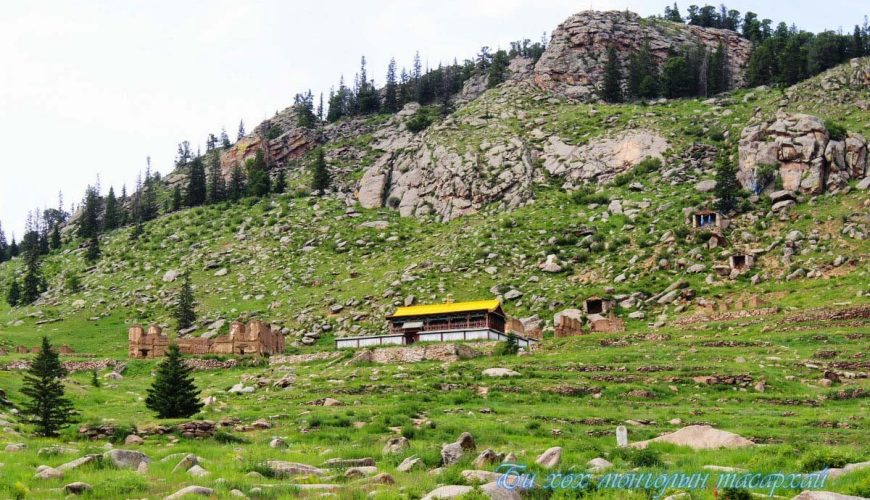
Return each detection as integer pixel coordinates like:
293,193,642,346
104,187,120,231
140,166,159,222
174,273,196,330
129,221,144,241
21,337,77,436
237,120,245,140
6,279,20,307
663,3,684,22
186,156,207,207
294,91,317,129
715,160,742,213
0,221,7,263
171,185,183,212
311,148,330,193
487,49,510,88
220,128,231,148
383,58,399,113
228,165,246,201
9,237,19,258
207,153,226,204
245,150,271,197
77,185,101,240
49,225,61,251
21,249,45,305
85,234,100,263
274,169,287,194
706,43,728,95
600,45,623,103
145,343,203,419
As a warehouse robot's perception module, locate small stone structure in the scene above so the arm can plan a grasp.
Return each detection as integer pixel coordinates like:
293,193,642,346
729,253,753,271
584,296,614,315
554,313,585,337
691,210,723,230
505,316,543,339
588,314,626,333
128,320,284,359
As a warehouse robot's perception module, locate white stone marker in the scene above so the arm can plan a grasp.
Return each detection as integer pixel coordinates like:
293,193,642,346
616,426,628,448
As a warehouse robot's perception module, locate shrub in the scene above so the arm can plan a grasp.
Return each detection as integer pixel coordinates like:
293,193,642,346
756,163,778,191
406,109,434,133
824,120,847,141
720,488,752,500
571,187,609,205
612,447,663,467
214,430,249,444
800,450,852,472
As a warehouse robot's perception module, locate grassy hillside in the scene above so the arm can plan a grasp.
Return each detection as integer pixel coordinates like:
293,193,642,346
0,61,868,499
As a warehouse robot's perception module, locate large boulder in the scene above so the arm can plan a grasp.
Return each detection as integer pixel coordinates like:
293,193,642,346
103,450,150,470
262,460,325,477
441,432,477,465
630,425,755,450
534,10,751,100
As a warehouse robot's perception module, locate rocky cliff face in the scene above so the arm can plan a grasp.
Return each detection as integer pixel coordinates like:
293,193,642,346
220,105,318,176
534,10,752,100
738,112,867,195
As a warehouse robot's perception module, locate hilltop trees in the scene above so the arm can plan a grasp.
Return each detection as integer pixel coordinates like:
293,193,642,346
294,91,318,129
487,49,510,88
383,58,399,113
21,337,77,436
145,343,203,419
207,154,226,204
103,187,120,231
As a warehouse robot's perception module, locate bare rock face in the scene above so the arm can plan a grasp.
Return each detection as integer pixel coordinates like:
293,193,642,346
738,112,867,195
543,130,669,188
534,10,751,100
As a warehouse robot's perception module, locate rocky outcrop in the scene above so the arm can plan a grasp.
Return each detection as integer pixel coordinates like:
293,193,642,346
738,112,867,195
543,130,669,188
220,106,317,176
534,10,751,100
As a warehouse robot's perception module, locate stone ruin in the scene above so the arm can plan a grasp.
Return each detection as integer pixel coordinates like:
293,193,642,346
553,299,626,337
583,296,614,316
128,320,284,359
505,316,543,339
695,295,767,315
729,253,753,271
13,344,74,354
554,310,585,337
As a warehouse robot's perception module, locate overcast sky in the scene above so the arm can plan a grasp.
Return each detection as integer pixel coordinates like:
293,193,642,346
1,1,866,237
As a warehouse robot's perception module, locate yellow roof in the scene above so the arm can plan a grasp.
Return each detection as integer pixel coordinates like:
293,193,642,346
387,299,502,318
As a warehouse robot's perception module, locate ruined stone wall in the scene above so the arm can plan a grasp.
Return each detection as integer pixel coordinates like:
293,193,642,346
128,320,284,359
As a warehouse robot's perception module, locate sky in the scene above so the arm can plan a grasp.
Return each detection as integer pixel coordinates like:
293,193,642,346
1,0,867,237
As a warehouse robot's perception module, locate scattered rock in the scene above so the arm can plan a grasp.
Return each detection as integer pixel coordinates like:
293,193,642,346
630,425,755,450
164,486,214,499
535,447,562,468
482,368,520,377
64,482,93,495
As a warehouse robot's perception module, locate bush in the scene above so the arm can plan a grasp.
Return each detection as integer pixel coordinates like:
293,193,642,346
824,120,847,141
612,447,663,467
571,187,609,205
64,272,81,293
214,430,249,444
756,163,778,191
406,109,435,133
720,488,752,500
800,450,852,472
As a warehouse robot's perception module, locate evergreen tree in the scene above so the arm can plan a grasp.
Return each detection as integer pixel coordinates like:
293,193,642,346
661,55,692,98
20,337,77,436
627,41,660,99
220,128,231,148
85,234,100,263
207,153,226,204
6,279,20,307
175,141,192,167
274,169,287,194
663,3,684,22
228,165,246,201
9,237,19,258
186,156,207,207
715,160,742,213
77,185,101,240
103,187,120,231
383,57,399,113
129,221,144,241
237,120,246,140
21,249,45,305
487,49,510,88
600,44,623,103
317,92,324,122
0,221,7,263
706,43,728,95
171,185,183,212
49,225,61,250
311,148,330,193
245,150,271,197
294,91,317,128
499,333,519,355
174,273,196,330
355,56,380,114
145,343,203,419
140,166,159,222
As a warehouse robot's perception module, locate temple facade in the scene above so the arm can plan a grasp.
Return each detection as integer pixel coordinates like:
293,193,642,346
336,299,536,349
128,320,284,359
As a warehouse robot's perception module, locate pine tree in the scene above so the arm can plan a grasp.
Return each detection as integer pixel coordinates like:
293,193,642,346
0,221,7,263
663,3,684,22
706,43,727,96
9,237,19,258
49,224,61,250
104,187,120,231
140,167,159,222
487,49,510,88
85,234,100,263
174,273,196,331
627,41,659,100
220,128,231,148
383,58,399,113
600,44,623,103
145,343,203,419
499,333,519,355
294,91,317,129
245,150,271,197
661,55,692,98
6,279,20,307
715,160,742,213
228,165,246,201
129,222,144,241
20,337,77,436
207,153,226,204
237,120,246,140
311,148,330,193
274,169,287,194
77,185,101,240
21,249,45,305
186,156,207,207
170,185,182,212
